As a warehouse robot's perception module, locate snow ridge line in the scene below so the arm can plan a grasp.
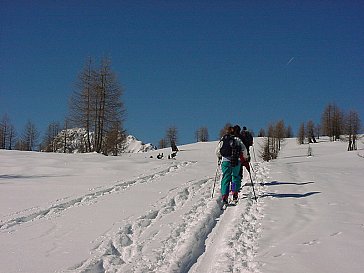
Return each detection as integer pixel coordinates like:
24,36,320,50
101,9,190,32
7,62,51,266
0,161,195,231
65,176,217,273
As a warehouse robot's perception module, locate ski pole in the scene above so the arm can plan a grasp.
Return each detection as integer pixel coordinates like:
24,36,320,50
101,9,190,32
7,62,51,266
249,161,256,176
211,160,221,198
248,169,258,202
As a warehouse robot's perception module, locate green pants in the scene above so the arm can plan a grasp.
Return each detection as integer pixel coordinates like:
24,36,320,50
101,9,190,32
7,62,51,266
221,161,241,196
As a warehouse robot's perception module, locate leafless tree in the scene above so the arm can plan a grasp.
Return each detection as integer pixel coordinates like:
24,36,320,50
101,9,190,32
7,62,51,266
15,139,27,151
159,138,167,149
285,125,293,138
0,114,8,149
166,126,178,148
8,125,16,150
196,127,209,142
0,114,16,150
60,118,70,153
42,121,61,152
345,110,361,151
322,103,344,141
21,120,39,151
315,123,321,139
104,121,126,156
69,57,96,152
261,121,286,161
306,120,317,143
275,120,286,151
261,124,276,161
69,57,125,154
297,122,305,144
258,128,265,137
94,58,125,153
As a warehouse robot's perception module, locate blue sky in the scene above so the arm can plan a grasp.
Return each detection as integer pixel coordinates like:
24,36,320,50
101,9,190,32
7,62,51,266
1,0,363,146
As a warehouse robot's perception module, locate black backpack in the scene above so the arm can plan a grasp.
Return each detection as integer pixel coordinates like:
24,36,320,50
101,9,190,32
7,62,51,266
220,134,241,166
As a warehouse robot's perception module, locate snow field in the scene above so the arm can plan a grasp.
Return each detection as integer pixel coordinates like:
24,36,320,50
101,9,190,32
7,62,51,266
2,138,363,273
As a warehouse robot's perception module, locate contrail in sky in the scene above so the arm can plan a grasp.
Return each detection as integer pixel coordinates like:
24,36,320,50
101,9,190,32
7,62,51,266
286,57,295,65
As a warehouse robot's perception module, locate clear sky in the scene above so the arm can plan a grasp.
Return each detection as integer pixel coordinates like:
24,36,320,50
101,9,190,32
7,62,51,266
1,0,363,146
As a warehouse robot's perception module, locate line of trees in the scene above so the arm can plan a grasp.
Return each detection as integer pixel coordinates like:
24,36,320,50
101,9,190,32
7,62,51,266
2,82,362,157
260,120,289,161
0,115,40,151
297,103,361,151
0,114,16,150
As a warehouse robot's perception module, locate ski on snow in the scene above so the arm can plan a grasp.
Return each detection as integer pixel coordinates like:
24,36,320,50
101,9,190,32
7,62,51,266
221,199,238,210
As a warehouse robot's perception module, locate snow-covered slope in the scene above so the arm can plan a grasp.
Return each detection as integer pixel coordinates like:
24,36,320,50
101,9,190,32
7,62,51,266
257,138,364,273
0,138,363,273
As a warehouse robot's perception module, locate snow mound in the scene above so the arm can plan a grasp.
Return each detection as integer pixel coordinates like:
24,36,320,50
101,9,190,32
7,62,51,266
123,135,155,153
49,128,155,154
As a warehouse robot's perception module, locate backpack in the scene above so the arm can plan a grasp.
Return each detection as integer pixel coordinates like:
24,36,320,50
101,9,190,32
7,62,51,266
219,134,241,166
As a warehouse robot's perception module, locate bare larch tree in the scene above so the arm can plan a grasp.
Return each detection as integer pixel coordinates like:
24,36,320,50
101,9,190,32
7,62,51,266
69,57,125,154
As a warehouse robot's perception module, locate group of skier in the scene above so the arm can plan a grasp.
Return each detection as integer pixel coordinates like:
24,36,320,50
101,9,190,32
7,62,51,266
215,125,253,207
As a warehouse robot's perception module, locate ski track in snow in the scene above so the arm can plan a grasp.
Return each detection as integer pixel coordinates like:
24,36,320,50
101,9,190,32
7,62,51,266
63,162,269,273
0,161,195,231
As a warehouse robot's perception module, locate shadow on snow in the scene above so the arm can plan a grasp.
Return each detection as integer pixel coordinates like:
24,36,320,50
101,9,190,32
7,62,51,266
261,191,321,199
261,181,315,186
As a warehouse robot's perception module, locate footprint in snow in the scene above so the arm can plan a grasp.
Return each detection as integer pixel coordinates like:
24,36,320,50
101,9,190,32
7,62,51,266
330,231,342,237
302,239,320,246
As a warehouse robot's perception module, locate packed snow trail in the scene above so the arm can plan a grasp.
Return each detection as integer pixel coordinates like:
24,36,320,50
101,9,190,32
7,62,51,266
189,163,268,273
65,162,268,273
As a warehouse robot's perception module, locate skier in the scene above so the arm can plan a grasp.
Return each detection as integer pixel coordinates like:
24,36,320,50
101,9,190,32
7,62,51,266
216,126,248,207
240,126,253,158
234,125,252,180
